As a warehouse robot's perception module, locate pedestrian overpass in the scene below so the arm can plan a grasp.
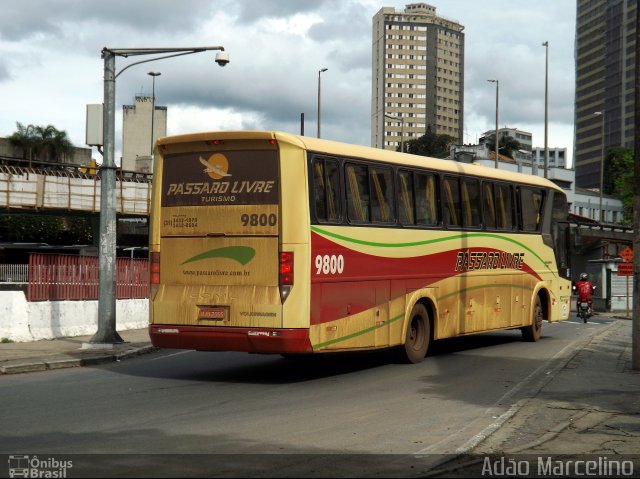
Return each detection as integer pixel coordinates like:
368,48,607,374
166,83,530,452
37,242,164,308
0,162,151,217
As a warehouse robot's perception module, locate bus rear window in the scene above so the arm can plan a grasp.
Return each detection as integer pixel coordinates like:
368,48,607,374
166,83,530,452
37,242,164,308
161,150,279,207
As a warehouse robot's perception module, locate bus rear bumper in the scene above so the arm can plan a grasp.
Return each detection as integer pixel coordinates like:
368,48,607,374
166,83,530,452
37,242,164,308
149,325,312,354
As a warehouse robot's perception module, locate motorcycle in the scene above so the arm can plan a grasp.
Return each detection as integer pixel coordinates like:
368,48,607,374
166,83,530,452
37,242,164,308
576,299,592,323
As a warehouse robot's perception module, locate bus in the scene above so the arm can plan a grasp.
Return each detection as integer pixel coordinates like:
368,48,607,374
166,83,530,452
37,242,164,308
148,131,572,363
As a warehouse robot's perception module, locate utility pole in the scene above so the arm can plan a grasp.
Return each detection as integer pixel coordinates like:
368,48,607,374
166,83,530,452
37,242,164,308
632,2,640,371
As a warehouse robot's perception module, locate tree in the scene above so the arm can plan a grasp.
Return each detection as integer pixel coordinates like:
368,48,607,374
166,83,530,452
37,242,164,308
484,132,522,159
34,124,74,163
607,146,633,224
8,122,37,167
403,126,455,159
7,122,74,166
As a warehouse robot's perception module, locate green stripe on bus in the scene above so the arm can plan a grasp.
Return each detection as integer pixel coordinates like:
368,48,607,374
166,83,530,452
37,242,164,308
314,313,404,349
310,226,555,277
314,283,537,350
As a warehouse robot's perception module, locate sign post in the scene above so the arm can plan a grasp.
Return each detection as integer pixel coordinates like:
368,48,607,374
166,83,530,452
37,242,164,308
619,247,633,319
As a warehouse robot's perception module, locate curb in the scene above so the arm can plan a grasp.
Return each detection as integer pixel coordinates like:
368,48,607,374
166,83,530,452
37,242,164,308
0,345,158,375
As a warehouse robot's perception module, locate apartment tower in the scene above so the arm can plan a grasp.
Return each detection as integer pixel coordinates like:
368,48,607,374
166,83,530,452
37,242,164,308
121,95,167,173
574,0,637,189
372,3,465,150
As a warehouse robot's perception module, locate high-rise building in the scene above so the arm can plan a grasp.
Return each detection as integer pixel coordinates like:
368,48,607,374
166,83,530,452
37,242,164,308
121,95,167,172
574,0,637,189
372,3,465,150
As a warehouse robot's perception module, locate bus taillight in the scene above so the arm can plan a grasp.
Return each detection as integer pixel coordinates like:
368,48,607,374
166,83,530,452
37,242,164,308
279,252,293,302
150,252,160,284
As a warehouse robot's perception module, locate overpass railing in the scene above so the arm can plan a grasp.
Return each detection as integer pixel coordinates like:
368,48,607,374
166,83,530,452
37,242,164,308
0,157,152,217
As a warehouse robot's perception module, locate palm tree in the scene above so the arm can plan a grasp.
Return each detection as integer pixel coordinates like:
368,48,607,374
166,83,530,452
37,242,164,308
485,133,522,159
8,123,74,166
35,124,74,163
8,122,37,167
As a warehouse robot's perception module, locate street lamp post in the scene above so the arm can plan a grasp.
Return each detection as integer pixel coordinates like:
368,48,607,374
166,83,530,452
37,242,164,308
542,41,549,179
385,113,405,152
594,111,605,223
89,46,228,346
317,68,328,138
148,71,161,157
488,79,499,169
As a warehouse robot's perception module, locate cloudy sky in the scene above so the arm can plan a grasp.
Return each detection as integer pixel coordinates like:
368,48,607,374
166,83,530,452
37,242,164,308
0,0,576,166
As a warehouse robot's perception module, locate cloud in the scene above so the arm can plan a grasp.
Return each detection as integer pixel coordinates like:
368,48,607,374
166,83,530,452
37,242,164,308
0,0,577,165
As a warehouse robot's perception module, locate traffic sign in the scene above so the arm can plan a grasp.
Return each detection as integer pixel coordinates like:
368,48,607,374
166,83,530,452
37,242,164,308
617,262,633,276
620,246,633,262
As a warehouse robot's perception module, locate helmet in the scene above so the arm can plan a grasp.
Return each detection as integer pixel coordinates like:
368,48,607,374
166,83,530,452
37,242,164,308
580,273,589,280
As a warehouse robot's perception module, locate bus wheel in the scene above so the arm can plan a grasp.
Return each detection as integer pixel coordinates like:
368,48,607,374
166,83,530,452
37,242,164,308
522,295,543,342
399,303,430,363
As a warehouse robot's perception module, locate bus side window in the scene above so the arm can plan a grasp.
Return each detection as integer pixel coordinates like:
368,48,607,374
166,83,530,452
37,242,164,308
325,159,341,221
313,161,327,220
370,166,395,223
398,171,415,225
313,158,341,222
483,182,497,229
495,183,514,229
346,164,370,223
415,173,438,226
443,177,461,227
462,178,481,228
521,187,544,231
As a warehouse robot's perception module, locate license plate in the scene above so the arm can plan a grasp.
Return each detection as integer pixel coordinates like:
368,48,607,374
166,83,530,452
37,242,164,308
580,302,589,308
198,306,227,321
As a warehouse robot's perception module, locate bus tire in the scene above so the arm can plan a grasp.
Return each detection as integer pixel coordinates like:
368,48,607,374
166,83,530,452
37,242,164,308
399,303,431,363
522,295,543,342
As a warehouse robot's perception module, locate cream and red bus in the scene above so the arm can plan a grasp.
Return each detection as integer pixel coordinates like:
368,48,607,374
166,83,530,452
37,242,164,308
148,131,572,363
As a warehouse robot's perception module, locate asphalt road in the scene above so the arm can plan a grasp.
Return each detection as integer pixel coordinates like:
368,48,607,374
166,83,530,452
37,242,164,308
0,315,614,477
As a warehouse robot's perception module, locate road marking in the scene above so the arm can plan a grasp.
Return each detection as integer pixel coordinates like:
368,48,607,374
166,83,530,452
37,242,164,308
149,350,191,361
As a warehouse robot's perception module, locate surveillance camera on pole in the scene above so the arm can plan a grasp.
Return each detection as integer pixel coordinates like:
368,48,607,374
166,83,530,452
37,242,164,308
215,51,230,66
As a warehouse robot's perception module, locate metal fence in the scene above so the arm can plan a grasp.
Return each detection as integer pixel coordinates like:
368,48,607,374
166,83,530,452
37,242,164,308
0,263,29,283
26,253,149,301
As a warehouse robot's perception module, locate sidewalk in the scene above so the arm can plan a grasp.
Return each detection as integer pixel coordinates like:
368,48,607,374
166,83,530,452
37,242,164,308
0,328,155,374
430,315,640,476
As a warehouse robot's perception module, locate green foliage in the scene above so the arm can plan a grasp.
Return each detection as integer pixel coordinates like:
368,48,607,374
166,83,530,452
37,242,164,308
8,122,73,163
607,147,633,224
0,215,93,244
403,126,456,159
484,133,522,160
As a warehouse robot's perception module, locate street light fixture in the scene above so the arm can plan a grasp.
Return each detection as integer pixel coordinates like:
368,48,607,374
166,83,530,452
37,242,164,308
594,110,605,223
148,71,161,157
487,79,499,169
385,113,405,152
90,46,228,346
542,41,549,179
317,68,328,138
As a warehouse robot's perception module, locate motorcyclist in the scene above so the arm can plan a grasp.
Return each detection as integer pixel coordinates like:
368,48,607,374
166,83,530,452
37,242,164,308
573,272,596,316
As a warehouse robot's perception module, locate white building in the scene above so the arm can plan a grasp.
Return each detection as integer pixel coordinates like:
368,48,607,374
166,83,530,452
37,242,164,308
532,147,567,169
121,96,167,173
449,143,624,224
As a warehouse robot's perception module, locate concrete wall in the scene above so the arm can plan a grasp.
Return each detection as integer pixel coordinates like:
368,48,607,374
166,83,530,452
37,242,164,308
0,291,148,342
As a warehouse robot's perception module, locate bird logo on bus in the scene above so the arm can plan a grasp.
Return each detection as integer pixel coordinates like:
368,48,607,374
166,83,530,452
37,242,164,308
199,154,232,180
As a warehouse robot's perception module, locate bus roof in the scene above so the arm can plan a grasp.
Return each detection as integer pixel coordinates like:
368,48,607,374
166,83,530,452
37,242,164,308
156,130,564,192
